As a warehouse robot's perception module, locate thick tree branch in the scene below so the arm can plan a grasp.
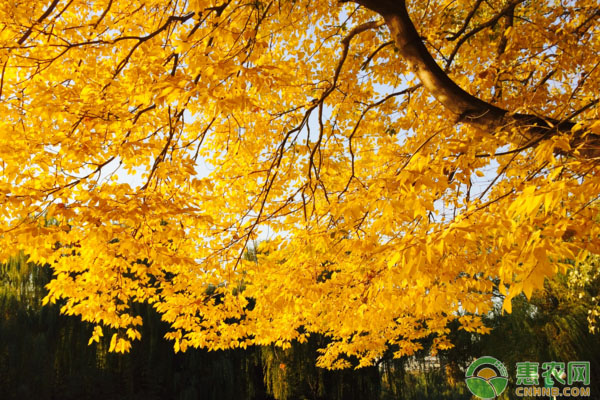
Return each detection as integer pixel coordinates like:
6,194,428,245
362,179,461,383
347,0,600,158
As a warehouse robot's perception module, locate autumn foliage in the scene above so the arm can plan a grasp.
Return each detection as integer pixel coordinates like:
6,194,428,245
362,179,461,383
0,0,598,368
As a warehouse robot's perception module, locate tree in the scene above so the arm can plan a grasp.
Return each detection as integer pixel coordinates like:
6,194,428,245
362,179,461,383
0,255,271,400
0,0,598,367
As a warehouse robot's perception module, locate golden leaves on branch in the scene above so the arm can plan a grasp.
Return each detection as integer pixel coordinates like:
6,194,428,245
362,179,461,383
0,0,599,368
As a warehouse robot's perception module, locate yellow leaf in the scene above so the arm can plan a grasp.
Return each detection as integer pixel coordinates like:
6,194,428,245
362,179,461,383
109,334,117,352
387,252,401,268
503,298,512,314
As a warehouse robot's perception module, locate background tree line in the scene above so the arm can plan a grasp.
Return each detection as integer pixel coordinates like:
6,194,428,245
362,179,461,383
1,251,599,400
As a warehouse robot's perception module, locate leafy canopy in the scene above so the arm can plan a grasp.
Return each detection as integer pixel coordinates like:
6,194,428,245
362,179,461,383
0,0,598,368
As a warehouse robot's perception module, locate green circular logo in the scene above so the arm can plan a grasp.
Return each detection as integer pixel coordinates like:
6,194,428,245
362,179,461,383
465,356,508,399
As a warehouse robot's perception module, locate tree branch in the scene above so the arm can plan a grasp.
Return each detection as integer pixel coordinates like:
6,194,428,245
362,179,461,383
445,0,525,68
445,0,485,41
347,0,600,158
18,0,60,45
